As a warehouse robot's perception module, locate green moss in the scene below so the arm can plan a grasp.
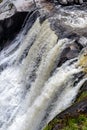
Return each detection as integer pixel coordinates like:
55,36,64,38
62,115,87,130
8,3,14,9
43,115,87,130
0,0,3,3
43,118,61,130
76,91,87,103
43,124,52,130
78,53,87,73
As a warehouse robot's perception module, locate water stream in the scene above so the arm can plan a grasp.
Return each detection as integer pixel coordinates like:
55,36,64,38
0,2,87,130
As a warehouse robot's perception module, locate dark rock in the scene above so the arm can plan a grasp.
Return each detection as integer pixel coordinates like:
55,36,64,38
58,43,80,67
58,0,83,5
45,98,87,130
0,12,29,50
80,80,87,91
57,98,87,118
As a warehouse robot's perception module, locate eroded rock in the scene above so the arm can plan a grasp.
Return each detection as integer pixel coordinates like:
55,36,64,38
0,0,17,20
59,0,83,5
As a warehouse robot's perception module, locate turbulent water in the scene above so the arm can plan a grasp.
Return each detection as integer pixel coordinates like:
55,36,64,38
0,2,87,130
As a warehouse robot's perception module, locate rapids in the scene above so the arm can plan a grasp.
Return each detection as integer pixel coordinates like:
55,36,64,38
0,1,87,130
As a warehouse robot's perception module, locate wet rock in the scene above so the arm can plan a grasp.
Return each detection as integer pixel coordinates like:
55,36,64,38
44,98,87,130
0,12,29,49
78,36,87,47
75,80,87,103
43,71,87,130
0,0,17,20
58,42,80,66
59,0,83,5
57,98,87,120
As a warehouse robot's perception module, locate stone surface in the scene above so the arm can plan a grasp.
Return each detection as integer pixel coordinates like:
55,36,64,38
0,11,29,49
0,0,17,20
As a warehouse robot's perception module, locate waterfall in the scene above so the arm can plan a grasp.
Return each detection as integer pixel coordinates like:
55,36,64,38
0,4,87,130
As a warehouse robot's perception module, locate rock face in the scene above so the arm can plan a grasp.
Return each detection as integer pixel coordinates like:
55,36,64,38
0,12,29,49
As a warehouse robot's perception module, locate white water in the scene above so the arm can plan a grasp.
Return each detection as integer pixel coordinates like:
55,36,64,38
0,8,87,130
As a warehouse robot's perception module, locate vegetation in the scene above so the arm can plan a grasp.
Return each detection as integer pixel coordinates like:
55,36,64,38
78,52,87,73
8,3,14,9
43,114,87,130
76,91,87,103
43,89,87,130
0,0,3,3
62,115,87,130
43,118,60,130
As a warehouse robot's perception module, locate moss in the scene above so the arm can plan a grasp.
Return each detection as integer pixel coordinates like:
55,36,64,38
43,115,87,130
62,115,87,130
8,3,14,9
0,0,3,3
43,118,62,130
76,91,87,103
78,53,87,73
43,124,52,130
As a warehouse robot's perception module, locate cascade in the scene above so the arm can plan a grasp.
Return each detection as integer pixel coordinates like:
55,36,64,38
0,1,87,130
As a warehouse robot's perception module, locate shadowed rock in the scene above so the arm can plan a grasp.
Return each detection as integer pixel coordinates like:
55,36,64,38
59,0,83,5
0,12,29,49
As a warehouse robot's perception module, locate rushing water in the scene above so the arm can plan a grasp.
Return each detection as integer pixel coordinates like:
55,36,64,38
0,2,87,130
